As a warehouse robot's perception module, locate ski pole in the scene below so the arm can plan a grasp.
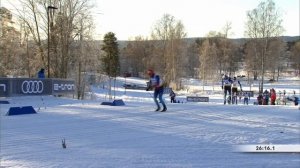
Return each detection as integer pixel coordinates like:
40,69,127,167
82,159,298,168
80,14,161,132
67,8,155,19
148,92,153,98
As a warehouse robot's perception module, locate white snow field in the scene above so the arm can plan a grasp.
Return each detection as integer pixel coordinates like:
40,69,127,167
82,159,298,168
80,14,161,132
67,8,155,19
0,77,299,168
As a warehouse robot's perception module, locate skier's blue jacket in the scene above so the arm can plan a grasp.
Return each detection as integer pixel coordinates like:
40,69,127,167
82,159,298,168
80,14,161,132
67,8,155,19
222,77,233,88
147,74,164,92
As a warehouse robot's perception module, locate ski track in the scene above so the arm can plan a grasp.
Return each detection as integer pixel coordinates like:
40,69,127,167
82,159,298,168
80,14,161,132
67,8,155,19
0,97,300,168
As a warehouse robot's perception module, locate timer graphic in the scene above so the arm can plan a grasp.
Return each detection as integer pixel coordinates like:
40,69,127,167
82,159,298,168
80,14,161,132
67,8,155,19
256,145,275,151
235,144,300,153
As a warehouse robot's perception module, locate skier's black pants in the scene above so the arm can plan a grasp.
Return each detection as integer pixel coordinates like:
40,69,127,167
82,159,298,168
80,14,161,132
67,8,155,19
171,97,176,103
224,86,231,101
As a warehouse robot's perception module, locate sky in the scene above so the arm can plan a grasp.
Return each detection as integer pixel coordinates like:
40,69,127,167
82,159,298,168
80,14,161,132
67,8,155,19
1,0,299,40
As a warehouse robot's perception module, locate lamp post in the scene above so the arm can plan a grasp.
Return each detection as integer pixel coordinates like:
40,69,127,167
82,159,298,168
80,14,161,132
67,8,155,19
47,5,57,78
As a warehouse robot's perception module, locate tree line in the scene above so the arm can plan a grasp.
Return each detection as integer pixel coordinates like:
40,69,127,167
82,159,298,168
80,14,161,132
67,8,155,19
121,33,299,88
120,0,300,92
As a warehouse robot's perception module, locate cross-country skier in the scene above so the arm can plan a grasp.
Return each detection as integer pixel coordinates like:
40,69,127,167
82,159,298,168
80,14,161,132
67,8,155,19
222,75,233,104
146,69,167,112
231,77,242,104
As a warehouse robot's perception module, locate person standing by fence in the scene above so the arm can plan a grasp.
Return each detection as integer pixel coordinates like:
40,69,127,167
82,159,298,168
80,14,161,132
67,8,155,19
37,68,45,78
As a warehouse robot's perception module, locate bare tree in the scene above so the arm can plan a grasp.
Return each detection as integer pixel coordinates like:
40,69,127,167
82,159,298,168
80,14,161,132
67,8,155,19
265,38,286,81
244,40,261,80
50,0,93,78
72,14,97,100
203,23,241,77
222,22,233,38
245,0,284,92
13,0,94,78
151,14,187,90
121,36,151,77
198,39,216,89
197,27,240,80
291,41,300,76
186,40,200,78
0,7,26,77
15,0,47,70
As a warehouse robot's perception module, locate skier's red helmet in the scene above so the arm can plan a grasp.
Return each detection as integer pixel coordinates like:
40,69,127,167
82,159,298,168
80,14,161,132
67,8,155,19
147,69,154,76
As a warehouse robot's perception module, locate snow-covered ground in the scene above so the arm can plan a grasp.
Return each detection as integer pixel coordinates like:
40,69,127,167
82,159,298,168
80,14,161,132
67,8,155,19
0,77,299,168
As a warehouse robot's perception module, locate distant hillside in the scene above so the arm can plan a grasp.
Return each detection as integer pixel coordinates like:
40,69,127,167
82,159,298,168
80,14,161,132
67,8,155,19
117,36,299,48
281,36,300,42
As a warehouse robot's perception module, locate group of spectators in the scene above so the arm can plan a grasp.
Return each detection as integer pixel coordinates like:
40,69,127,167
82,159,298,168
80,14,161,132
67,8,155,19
257,89,299,106
257,89,276,105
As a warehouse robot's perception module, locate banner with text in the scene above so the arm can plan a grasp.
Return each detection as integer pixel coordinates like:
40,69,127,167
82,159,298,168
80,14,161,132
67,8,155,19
187,96,209,102
0,78,75,97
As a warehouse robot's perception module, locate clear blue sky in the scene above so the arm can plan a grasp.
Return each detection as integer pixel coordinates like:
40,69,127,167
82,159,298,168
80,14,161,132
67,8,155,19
2,0,299,40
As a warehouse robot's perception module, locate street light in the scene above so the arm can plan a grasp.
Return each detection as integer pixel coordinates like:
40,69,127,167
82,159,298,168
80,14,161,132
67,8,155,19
47,5,58,78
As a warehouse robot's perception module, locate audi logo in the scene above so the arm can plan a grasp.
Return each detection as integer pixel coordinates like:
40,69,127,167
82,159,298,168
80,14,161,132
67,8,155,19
21,80,44,94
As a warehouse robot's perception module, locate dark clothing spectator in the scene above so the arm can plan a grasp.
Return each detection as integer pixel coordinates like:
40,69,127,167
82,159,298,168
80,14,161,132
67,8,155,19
38,68,45,78
294,97,299,106
263,90,269,105
169,90,176,103
257,94,263,105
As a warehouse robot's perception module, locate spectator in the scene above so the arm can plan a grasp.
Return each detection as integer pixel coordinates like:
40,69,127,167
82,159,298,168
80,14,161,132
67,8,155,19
257,93,263,105
263,90,269,105
37,68,45,78
294,97,299,106
270,88,276,105
282,90,287,105
169,90,176,103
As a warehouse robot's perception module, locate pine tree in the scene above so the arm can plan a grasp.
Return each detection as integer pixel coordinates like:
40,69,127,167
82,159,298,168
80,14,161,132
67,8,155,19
101,32,120,99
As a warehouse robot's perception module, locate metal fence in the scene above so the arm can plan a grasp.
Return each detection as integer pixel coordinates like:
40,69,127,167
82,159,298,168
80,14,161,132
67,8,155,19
0,78,75,97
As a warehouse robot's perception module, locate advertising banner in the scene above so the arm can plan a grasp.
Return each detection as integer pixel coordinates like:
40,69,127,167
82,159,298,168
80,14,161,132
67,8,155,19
187,96,209,102
11,78,52,95
237,91,254,97
0,79,9,97
0,78,75,97
52,79,75,95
